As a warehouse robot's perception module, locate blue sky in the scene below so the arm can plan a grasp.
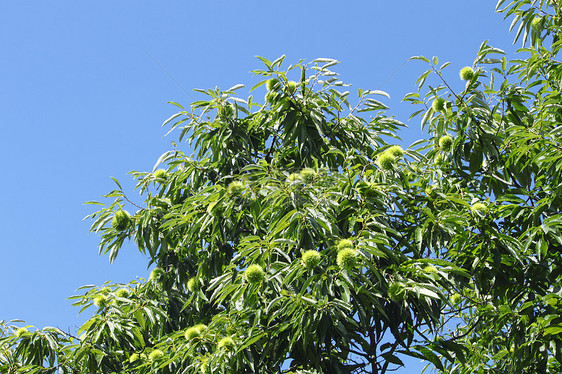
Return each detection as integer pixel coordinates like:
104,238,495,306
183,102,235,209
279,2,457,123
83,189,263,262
1,0,518,371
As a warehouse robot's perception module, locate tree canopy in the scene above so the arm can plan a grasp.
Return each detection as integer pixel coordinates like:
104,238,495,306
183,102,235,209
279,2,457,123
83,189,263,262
2,0,562,373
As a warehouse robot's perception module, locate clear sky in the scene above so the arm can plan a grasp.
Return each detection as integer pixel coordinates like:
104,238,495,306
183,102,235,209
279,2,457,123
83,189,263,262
1,1,518,371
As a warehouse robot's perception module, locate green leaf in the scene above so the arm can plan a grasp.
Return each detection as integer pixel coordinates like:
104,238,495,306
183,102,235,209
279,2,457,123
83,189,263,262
227,84,245,92
410,55,430,63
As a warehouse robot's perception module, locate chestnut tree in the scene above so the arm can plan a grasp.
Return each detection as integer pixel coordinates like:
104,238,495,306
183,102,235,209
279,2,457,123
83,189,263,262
1,0,562,373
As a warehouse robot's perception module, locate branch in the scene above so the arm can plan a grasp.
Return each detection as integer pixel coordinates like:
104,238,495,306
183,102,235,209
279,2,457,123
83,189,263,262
123,193,143,210
380,337,403,374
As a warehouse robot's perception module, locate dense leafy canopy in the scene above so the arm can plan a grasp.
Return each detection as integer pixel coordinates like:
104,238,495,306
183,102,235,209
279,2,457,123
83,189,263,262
2,0,562,373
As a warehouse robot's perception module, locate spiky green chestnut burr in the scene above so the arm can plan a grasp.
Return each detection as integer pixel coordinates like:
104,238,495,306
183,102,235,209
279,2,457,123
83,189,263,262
376,152,396,171
184,328,199,341
153,169,167,179
194,323,207,331
337,248,358,269
388,282,407,302
532,17,541,28
266,78,281,91
301,250,322,270
387,145,405,158
116,288,129,298
227,181,244,196
187,277,200,293
432,97,446,112
460,66,474,81
217,336,236,350
451,293,462,305
93,295,108,308
299,168,316,183
245,264,265,284
149,268,165,281
425,186,437,199
148,349,164,361
286,80,297,94
111,209,131,231
439,135,453,152
16,328,28,337
336,239,354,251
434,153,446,165
287,173,301,183
185,324,207,341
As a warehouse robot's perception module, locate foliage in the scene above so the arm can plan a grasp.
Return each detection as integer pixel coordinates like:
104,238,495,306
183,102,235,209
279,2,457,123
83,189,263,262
401,0,562,371
2,1,562,373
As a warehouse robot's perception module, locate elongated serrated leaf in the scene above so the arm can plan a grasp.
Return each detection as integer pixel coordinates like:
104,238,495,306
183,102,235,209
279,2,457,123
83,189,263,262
227,84,245,92
313,58,338,64
410,55,430,63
